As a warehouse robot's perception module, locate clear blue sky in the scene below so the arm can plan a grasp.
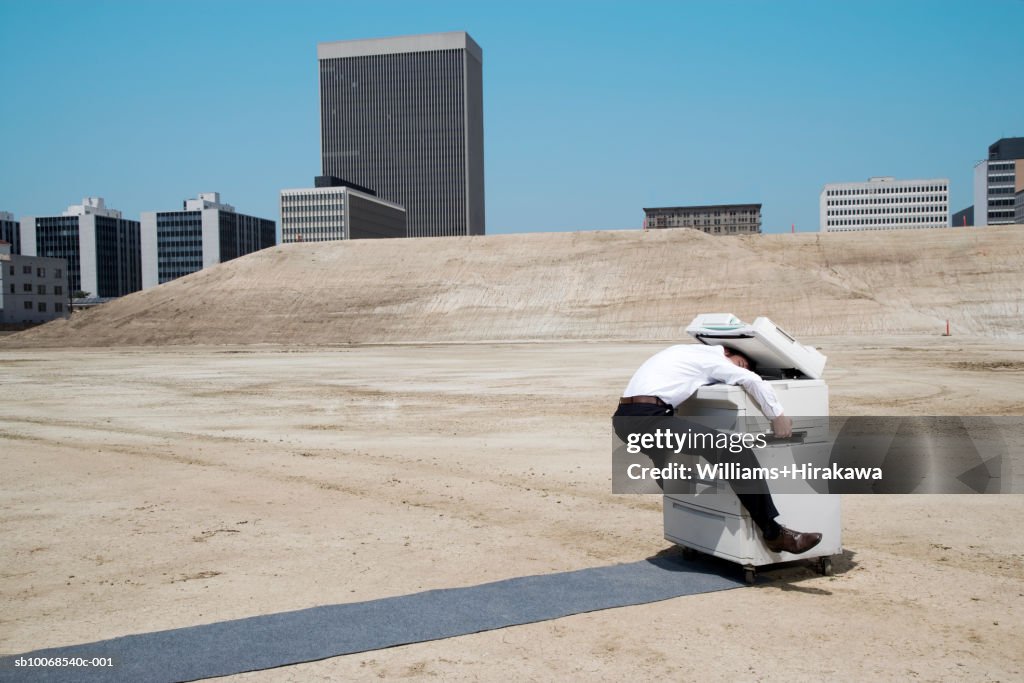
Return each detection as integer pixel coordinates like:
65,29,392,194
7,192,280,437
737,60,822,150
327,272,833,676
1,0,1021,234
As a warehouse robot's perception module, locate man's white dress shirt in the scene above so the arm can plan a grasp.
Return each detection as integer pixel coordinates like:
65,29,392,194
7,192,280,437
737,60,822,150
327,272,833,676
622,344,784,418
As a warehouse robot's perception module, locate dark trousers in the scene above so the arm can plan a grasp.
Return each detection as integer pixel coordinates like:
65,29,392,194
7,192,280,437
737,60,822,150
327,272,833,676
613,402,781,539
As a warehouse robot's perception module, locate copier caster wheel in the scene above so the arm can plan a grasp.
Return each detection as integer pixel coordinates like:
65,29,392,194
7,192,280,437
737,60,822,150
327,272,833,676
681,546,698,561
818,557,834,576
743,566,757,585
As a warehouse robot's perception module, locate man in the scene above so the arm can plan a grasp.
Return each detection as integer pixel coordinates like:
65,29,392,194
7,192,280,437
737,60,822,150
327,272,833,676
614,343,822,555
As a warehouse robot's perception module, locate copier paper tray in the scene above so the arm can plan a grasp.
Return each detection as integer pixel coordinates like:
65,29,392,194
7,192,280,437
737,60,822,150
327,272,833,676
685,313,826,379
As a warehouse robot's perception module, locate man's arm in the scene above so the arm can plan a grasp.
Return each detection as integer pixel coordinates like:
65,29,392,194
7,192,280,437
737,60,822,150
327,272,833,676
709,361,793,437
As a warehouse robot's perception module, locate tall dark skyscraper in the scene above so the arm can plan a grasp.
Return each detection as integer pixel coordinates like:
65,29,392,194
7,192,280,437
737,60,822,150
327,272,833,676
318,32,485,237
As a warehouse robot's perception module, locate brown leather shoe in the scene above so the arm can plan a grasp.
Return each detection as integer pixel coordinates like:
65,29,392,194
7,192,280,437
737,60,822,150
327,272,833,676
765,526,822,555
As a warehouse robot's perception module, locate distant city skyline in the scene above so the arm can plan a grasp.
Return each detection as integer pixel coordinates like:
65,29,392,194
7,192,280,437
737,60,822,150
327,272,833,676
1,0,1022,236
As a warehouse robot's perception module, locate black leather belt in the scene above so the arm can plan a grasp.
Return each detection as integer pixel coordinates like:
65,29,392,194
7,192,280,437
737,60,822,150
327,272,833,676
618,395,667,406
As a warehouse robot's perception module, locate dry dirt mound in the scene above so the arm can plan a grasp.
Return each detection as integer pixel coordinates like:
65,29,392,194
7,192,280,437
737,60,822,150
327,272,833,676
5,226,1024,347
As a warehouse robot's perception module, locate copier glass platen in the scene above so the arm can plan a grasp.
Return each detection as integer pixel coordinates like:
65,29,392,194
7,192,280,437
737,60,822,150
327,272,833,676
663,313,841,583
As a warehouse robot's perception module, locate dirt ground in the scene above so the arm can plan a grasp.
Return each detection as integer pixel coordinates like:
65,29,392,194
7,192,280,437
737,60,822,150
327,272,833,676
1,337,1023,681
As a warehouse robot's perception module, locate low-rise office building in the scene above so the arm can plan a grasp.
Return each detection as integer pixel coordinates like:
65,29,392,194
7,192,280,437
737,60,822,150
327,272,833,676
0,212,20,254
820,177,950,232
972,137,1024,227
643,204,761,235
0,241,69,324
141,193,276,288
951,206,974,228
21,198,141,298
280,177,406,243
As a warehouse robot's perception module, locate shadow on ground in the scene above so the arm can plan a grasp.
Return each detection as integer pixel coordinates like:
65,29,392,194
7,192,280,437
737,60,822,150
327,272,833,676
650,544,859,594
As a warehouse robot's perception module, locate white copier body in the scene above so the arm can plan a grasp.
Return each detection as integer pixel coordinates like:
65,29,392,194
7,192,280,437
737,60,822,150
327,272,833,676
662,314,841,572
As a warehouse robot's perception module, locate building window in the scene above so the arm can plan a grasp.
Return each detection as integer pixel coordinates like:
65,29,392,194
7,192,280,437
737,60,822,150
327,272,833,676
55,269,63,278
24,301,33,309
23,265,32,274
37,267,46,277
38,302,46,312
55,285,63,295
23,282,32,292
55,302,64,312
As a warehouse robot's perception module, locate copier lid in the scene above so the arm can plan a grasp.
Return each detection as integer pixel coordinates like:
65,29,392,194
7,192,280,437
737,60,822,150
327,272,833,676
685,313,827,379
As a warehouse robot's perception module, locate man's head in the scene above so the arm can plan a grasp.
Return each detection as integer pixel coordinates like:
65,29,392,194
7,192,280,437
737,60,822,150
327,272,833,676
723,347,756,372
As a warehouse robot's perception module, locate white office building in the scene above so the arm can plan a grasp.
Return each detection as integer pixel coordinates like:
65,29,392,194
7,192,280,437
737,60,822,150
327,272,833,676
973,160,1023,226
280,179,406,243
971,138,1024,226
820,177,950,232
21,198,141,298
140,192,276,289
0,241,69,324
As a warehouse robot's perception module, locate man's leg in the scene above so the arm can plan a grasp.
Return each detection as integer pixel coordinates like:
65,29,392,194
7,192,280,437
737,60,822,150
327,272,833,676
615,408,778,520
736,492,781,539
614,406,820,554
667,418,821,554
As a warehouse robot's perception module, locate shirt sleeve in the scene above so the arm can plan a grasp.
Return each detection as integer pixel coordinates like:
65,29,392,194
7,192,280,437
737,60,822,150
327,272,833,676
709,360,785,419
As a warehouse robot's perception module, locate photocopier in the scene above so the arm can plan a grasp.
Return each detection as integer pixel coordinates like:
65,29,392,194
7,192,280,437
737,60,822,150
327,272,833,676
663,313,841,583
